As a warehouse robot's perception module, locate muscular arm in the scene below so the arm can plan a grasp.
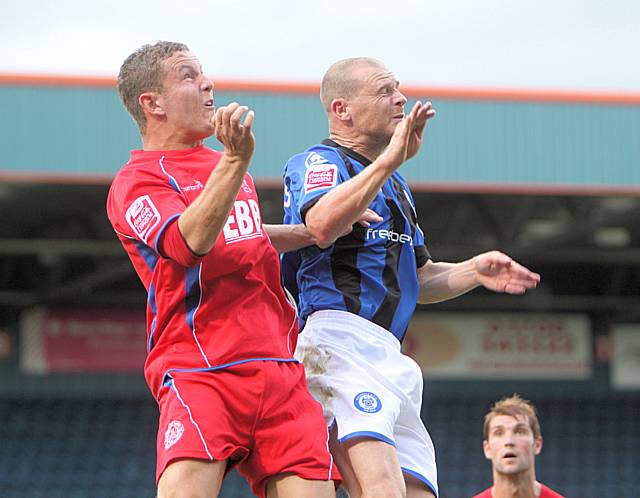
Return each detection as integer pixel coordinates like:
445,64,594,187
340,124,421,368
264,224,316,253
266,208,383,253
177,103,255,255
417,251,541,304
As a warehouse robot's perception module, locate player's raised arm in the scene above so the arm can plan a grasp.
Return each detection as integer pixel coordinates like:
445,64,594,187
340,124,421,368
177,103,255,255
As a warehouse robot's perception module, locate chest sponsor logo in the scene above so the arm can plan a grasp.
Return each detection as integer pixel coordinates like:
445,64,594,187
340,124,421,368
366,228,413,245
164,420,184,450
125,195,161,243
223,199,263,244
181,180,203,193
304,163,338,193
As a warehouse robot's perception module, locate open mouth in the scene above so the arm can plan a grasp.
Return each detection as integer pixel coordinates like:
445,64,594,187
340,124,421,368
204,99,214,108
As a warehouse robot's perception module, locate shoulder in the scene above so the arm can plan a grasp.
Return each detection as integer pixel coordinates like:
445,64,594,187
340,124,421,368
284,144,344,174
540,484,565,498
470,488,492,498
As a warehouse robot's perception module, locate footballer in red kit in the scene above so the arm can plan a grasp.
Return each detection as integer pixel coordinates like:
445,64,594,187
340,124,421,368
472,395,564,498
107,41,339,498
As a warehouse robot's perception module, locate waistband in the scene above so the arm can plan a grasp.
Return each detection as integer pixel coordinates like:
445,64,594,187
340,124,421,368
305,310,401,351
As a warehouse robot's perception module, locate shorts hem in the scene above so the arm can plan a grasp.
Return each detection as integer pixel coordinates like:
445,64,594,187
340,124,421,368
338,430,395,446
156,447,248,485
401,467,438,497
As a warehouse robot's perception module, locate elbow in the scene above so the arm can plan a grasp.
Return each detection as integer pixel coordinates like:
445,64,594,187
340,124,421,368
306,220,336,249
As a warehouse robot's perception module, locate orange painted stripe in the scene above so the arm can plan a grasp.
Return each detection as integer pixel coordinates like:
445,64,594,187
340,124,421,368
2,72,640,105
1,170,639,196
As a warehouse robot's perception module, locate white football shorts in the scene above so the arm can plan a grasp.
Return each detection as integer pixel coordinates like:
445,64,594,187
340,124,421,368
295,310,438,497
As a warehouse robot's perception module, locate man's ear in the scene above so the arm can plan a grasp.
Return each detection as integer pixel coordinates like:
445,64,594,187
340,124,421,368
139,92,166,117
483,440,492,460
331,98,350,121
533,436,542,456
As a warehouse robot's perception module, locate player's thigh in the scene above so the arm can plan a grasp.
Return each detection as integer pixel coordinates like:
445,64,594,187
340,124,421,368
405,474,436,498
157,458,226,498
331,432,405,498
266,473,336,498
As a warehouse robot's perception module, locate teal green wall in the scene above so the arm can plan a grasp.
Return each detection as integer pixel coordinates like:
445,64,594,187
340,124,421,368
1,85,639,186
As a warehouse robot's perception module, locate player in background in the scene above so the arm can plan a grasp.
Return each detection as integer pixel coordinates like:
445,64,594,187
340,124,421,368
472,394,565,498
107,41,339,498
282,57,541,498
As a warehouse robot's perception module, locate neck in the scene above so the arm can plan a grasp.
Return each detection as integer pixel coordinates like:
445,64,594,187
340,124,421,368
491,472,540,498
328,130,386,163
142,127,204,151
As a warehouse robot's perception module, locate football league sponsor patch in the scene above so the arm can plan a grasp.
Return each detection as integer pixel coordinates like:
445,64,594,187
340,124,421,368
304,163,338,193
125,195,161,243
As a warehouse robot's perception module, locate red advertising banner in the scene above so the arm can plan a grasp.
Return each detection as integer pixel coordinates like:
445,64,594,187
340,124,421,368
20,308,147,373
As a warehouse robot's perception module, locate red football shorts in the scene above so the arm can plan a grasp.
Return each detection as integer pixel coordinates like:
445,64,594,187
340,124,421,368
155,360,340,497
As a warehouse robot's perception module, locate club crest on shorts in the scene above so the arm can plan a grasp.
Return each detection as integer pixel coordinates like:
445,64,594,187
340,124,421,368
354,392,382,413
164,420,184,450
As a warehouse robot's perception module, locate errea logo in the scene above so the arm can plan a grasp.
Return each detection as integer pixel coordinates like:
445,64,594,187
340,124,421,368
305,152,329,168
366,228,412,245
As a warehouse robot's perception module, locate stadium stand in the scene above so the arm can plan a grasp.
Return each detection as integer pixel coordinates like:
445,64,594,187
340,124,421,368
1,394,638,497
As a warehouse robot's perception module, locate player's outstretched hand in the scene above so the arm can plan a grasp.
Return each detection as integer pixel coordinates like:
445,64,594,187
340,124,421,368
473,251,541,294
379,101,418,170
213,102,255,164
407,100,436,160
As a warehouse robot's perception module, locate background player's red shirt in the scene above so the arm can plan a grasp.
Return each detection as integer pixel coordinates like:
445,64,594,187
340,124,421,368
472,483,565,498
107,146,298,397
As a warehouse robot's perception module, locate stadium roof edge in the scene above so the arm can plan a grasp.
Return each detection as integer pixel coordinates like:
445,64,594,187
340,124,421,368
1,73,640,106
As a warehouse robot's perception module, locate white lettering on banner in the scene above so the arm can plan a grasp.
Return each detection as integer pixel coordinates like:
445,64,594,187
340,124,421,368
366,228,413,245
402,313,592,380
125,195,161,243
223,200,263,244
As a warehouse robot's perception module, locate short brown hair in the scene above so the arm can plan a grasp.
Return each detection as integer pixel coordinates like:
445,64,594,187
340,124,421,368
117,41,189,132
319,57,384,113
483,394,541,440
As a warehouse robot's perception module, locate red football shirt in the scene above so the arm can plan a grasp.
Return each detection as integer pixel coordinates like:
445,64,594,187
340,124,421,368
472,483,565,498
107,146,298,397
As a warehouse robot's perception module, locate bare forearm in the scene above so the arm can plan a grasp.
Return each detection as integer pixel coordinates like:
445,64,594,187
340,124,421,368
178,155,248,255
306,160,393,247
418,259,480,304
264,224,316,253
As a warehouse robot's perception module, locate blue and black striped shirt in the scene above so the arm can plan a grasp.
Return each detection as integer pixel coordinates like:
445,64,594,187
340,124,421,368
282,140,430,343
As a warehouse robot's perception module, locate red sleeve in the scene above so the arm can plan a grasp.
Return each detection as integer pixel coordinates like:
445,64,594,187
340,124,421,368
540,484,565,498
107,166,188,255
471,488,492,498
157,218,203,267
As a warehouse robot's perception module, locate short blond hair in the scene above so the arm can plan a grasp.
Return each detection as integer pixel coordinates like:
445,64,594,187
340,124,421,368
483,394,541,440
